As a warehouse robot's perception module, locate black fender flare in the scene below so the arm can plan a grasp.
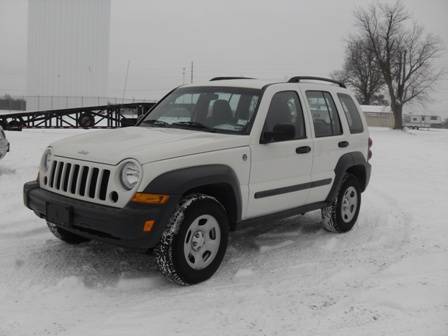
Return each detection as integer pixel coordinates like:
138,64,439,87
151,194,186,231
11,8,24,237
326,152,371,202
142,164,243,222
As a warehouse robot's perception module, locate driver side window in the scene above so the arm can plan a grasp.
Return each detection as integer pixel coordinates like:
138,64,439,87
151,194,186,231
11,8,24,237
262,91,306,142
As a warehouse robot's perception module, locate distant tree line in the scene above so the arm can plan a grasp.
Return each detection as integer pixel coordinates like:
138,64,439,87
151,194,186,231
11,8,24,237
333,1,444,129
0,95,26,111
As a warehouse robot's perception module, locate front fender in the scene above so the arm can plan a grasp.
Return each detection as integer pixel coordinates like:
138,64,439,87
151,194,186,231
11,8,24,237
141,164,243,222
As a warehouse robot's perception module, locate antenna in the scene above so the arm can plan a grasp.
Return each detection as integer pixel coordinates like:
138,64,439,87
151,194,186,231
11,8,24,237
190,61,194,84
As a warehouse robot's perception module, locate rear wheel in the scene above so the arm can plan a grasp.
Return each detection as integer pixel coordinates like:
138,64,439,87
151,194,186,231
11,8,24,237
155,194,229,285
47,222,91,244
322,174,361,233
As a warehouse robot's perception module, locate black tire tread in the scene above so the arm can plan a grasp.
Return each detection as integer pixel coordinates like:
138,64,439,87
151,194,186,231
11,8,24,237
322,173,361,233
154,193,227,285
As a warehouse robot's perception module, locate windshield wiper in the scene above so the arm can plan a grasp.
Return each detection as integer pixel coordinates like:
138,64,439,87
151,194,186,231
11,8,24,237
140,119,171,128
171,121,216,132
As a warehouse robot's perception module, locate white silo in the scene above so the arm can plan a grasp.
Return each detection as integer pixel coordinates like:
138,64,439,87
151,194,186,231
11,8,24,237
27,0,111,110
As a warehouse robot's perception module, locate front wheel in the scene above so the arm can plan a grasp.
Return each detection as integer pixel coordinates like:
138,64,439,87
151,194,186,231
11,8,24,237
155,194,229,285
322,174,361,233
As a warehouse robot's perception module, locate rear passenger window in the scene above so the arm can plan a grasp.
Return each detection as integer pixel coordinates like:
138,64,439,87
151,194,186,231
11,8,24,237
337,93,364,134
306,91,342,138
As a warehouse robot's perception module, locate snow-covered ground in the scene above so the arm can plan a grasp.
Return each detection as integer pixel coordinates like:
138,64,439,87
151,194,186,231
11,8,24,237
0,127,447,336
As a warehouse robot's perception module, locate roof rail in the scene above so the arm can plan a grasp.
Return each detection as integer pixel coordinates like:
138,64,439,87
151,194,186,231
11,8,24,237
210,76,255,81
288,76,346,88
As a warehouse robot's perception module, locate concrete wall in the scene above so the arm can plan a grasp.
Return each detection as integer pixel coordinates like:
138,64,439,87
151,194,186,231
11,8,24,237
364,112,394,128
27,0,111,110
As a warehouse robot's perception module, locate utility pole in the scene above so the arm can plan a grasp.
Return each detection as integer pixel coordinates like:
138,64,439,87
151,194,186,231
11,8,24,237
190,61,194,84
122,60,131,103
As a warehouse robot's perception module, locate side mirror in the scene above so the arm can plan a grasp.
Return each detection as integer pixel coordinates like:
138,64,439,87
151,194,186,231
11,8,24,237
260,124,295,144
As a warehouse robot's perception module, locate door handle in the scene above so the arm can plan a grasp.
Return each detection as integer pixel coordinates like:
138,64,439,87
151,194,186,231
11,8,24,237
338,141,349,148
296,146,311,154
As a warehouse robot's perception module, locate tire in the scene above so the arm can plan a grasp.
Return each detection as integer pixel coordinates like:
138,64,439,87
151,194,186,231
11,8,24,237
78,114,95,128
155,194,229,285
322,174,361,233
47,222,91,244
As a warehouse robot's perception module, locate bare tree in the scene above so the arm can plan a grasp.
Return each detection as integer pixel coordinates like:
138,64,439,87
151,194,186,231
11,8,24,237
355,1,444,129
332,37,385,105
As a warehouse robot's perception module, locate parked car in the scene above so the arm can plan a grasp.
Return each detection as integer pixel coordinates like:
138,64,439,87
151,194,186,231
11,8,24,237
24,76,372,285
0,126,10,159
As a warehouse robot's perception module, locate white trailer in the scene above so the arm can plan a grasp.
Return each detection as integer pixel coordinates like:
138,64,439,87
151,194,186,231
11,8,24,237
404,114,442,129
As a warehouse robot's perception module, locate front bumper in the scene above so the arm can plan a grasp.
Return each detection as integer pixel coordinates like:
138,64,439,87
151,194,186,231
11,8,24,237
23,181,177,250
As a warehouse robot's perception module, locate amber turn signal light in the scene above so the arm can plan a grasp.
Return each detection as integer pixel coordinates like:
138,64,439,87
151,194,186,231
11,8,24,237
131,193,170,205
143,220,156,232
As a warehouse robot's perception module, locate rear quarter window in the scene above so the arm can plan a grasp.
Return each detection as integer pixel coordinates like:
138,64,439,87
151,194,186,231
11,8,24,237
337,93,364,134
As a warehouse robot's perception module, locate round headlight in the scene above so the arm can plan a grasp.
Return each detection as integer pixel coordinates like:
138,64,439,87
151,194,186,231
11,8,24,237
120,161,141,190
41,148,53,172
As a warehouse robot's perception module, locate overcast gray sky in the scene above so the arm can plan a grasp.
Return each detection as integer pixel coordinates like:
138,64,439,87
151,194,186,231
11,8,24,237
1,0,447,115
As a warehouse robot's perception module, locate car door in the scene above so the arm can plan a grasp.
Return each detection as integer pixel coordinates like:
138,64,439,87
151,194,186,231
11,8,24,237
300,86,351,204
246,86,314,218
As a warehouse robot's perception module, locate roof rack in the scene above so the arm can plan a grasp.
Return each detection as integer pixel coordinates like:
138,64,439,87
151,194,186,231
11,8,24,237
210,77,255,81
288,76,346,88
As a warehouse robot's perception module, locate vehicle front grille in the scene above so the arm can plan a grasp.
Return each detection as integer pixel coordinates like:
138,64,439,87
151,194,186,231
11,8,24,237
44,159,111,201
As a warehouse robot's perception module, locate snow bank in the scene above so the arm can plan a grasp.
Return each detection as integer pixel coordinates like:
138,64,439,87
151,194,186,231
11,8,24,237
0,128,447,335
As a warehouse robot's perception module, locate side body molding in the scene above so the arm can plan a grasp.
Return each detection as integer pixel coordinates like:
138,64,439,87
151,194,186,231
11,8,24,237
143,164,243,222
326,152,371,202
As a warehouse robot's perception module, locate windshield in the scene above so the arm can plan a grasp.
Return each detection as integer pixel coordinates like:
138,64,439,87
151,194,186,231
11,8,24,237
139,86,262,134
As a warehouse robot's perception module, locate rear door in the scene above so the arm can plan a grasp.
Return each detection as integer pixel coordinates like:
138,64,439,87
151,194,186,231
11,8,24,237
300,86,351,204
246,85,314,218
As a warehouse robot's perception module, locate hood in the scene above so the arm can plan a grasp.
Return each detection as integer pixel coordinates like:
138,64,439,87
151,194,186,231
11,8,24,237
50,127,249,165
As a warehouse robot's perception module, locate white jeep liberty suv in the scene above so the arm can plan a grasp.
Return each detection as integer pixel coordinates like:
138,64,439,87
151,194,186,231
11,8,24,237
24,76,372,285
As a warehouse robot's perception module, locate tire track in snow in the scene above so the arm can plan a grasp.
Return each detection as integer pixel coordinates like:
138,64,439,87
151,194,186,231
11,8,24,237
310,186,415,333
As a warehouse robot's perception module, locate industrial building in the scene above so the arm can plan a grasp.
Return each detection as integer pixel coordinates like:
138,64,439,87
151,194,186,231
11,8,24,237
26,0,111,111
